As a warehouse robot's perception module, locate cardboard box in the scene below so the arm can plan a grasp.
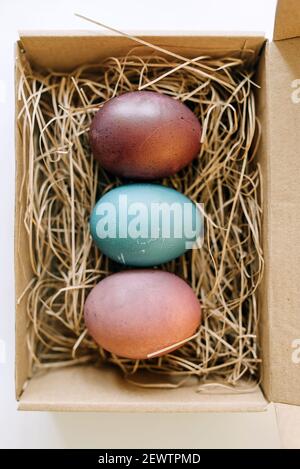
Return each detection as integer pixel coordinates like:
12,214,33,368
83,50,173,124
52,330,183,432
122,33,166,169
14,0,300,429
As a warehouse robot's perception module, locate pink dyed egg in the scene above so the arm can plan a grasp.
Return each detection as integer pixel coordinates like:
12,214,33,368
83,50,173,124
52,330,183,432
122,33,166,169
84,270,201,359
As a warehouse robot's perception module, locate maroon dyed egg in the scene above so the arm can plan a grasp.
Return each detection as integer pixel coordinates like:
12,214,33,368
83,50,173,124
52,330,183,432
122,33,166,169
84,270,201,359
89,91,201,179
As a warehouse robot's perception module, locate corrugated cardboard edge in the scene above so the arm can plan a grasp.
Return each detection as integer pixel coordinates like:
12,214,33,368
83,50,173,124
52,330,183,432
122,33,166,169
274,0,300,41
255,43,272,402
14,42,33,399
19,29,265,37
275,404,300,448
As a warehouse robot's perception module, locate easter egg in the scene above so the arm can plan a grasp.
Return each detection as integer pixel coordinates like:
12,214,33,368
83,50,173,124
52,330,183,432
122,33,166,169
89,91,201,179
84,270,201,359
90,183,202,266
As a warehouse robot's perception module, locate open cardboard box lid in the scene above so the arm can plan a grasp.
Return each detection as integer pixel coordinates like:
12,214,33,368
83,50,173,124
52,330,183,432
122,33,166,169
265,0,300,448
275,404,300,448
274,0,300,40
263,0,300,448
14,0,300,448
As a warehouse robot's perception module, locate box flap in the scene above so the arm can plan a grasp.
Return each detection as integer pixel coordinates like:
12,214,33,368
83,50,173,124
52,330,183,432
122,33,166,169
265,38,300,406
275,404,300,448
18,365,268,412
18,32,265,72
274,0,300,41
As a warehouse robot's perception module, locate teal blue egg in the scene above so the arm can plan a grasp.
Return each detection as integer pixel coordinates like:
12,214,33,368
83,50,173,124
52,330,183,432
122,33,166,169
90,183,202,267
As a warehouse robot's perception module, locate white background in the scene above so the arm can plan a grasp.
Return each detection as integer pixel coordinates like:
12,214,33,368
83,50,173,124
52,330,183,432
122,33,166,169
0,0,283,449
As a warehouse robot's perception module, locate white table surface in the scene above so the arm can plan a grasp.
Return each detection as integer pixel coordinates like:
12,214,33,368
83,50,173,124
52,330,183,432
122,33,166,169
0,0,282,449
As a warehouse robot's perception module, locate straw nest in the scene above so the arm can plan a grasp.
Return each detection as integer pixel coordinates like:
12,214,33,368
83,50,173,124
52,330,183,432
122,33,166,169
17,40,263,390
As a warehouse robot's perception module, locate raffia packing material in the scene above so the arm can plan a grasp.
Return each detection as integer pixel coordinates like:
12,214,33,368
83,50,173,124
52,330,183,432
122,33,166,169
18,51,262,384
